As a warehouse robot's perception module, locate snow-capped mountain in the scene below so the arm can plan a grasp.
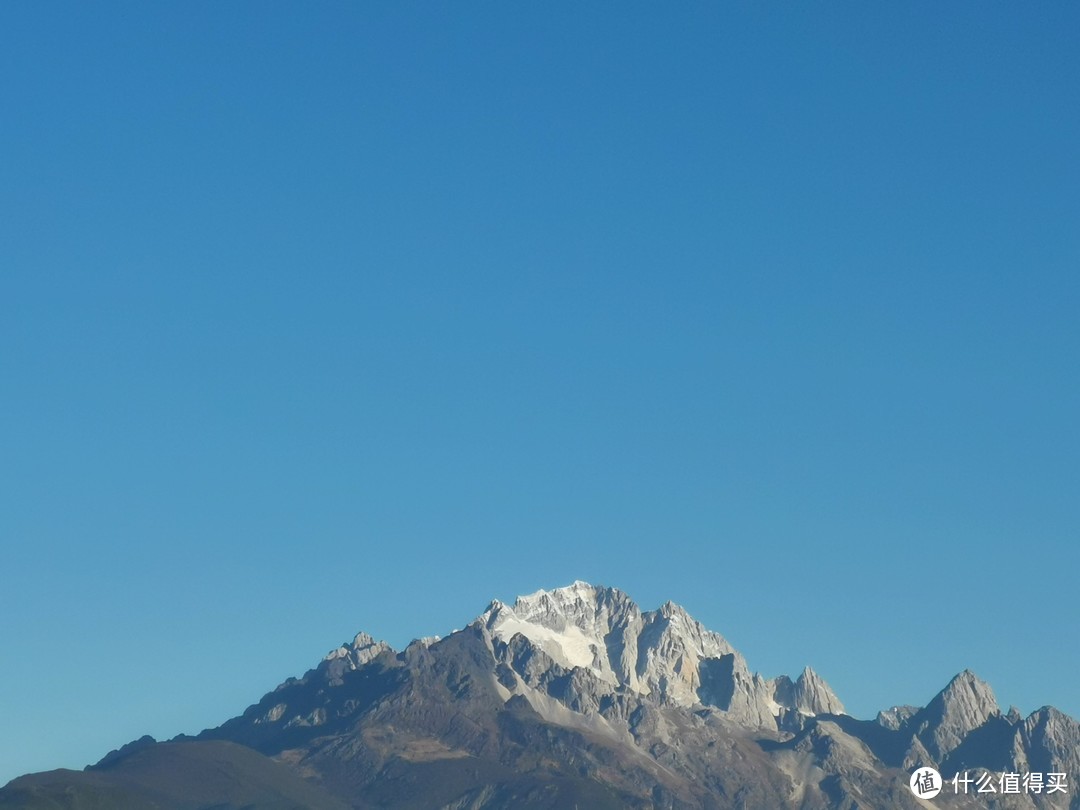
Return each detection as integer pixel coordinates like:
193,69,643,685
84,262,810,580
3,582,1078,809
482,581,843,725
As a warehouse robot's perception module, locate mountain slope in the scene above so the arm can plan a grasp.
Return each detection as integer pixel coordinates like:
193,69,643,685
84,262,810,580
0,740,349,810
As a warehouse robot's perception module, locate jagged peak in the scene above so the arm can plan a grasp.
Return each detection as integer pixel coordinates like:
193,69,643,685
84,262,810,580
876,705,919,731
352,631,380,648
789,665,845,716
479,581,845,726
481,582,642,674
517,579,594,600
795,667,832,691
937,669,999,712
512,581,630,610
490,582,642,636
324,631,392,663
1019,705,1080,770
950,668,985,685
915,669,1001,761
656,599,700,626
1024,704,1075,727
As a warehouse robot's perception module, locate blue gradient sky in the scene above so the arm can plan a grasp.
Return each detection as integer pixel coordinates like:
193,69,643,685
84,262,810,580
2,3,1078,784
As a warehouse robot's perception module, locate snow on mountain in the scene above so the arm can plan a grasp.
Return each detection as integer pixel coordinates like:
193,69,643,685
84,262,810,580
481,581,843,727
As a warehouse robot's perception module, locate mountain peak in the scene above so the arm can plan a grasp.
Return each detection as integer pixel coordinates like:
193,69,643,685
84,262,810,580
483,581,638,677
941,669,998,711
321,631,392,686
511,580,628,611
793,666,846,716
914,668,1000,761
479,582,843,729
657,599,691,619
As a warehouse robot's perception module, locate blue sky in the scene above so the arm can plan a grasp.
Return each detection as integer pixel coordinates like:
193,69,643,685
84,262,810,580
2,2,1078,784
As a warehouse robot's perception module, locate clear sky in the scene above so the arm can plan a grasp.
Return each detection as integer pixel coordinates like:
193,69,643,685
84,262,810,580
2,2,1078,785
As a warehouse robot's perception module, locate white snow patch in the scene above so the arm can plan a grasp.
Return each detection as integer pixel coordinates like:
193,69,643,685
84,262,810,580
490,615,603,673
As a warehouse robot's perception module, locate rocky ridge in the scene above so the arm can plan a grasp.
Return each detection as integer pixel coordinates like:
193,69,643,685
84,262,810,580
481,581,844,728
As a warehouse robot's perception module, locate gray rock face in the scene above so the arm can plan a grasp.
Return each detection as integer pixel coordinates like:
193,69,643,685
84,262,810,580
912,669,1002,761
788,666,847,717
876,705,919,731
1019,707,1080,786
